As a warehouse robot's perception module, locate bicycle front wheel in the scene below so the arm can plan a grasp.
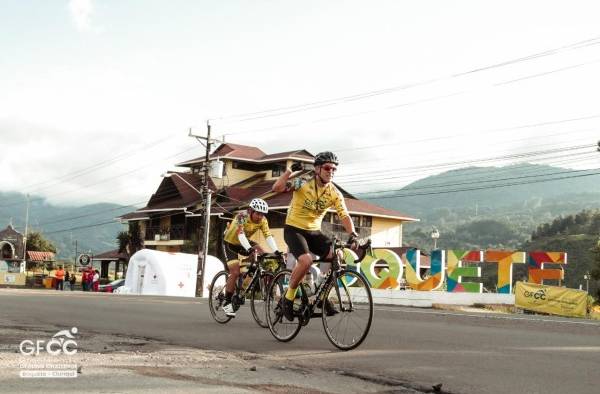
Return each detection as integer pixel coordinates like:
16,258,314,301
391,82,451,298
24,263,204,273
250,271,273,328
266,269,302,342
322,269,373,350
208,270,232,324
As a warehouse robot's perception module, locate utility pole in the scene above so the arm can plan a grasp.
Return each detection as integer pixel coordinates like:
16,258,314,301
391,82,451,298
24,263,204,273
22,194,30,261
189,121,218,297
74,239,78,270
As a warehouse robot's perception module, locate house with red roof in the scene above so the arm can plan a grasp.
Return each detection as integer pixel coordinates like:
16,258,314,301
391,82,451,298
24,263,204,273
119,143,418,257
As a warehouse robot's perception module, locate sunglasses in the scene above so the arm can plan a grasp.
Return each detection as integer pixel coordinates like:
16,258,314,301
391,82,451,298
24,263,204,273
321,165,337,172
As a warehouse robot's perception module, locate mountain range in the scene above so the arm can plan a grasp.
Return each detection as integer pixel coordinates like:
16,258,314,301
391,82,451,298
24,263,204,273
0,191,135,260
362,163,600,248
3,162,600,260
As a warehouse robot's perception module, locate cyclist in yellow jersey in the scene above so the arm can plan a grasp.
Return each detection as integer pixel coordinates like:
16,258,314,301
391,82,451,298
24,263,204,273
222,198,281,317
272,151,358,321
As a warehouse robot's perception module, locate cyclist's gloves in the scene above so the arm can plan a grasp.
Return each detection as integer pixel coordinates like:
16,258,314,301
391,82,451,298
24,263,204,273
291,162,303,172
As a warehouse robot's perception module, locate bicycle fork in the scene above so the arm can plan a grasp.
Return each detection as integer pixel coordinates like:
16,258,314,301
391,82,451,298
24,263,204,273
328,269,354,313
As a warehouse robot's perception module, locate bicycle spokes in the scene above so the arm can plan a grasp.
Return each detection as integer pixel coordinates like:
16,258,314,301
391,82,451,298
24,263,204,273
322,269,373,350
266,270,302,342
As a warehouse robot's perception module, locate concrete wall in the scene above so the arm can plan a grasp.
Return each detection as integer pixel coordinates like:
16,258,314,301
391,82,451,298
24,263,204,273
0,272,26,286
370,289,515,307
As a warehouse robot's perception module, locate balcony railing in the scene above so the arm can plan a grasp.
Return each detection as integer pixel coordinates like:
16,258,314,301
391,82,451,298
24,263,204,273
144,224,186,241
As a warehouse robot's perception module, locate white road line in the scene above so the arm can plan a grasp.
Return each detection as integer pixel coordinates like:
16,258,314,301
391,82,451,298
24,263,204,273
376,306,600,326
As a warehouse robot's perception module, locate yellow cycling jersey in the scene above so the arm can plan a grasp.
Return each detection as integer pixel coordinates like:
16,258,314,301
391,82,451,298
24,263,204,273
224,211,273,246
285,176,349,231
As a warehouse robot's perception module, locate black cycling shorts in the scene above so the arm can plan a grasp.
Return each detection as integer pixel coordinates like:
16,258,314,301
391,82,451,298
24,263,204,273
284,225,331,260
224,241,256,262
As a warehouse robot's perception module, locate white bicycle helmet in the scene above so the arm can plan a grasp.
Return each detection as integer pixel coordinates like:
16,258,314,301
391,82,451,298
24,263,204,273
249,198,269,214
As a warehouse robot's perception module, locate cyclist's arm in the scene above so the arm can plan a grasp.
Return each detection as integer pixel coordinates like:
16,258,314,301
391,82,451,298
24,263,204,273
237,232,253,251
332,188,357,235
272,168,292,192
341,215,357,235
266,236,279,252
233,213,253,251
260,218,280,252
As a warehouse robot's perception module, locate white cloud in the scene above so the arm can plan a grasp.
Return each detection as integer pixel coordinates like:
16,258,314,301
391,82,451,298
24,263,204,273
68,0,94,32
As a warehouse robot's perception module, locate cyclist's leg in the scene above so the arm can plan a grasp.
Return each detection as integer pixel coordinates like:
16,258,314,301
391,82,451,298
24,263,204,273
225,261,240,295
304,231,337,314
223,242,247,317
282,227,313,320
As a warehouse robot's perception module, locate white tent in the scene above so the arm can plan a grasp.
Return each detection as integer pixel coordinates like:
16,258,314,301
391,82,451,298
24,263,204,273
119,249,224,298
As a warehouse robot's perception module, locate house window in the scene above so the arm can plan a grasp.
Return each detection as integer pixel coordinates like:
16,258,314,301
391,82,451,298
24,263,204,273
272,163,286,177
361,216,372,228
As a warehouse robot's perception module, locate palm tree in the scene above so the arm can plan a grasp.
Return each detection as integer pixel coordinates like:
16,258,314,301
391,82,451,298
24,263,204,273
116,222,143,260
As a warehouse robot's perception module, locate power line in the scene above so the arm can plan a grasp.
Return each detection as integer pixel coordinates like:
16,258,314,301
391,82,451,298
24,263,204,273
40,165,600,236
340,149,598,185
209,35,600,125
0,144,200,209
365,169,600,200
337,143,594,179
18,132,180,193
358,167,600,197
342,152,600,189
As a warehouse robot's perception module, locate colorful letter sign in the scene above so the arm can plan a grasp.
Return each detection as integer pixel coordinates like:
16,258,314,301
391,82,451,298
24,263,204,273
340,248,567,294
446,250,483,293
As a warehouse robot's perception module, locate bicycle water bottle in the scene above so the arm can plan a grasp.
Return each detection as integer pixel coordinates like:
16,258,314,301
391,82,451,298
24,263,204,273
303,272,315,297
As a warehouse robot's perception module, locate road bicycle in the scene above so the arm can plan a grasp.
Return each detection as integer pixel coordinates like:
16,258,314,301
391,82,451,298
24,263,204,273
208,251,285,328
266,237,373,350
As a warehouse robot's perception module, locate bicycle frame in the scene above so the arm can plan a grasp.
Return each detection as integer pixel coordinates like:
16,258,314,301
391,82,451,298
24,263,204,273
232,252,284,308
297,238,368,321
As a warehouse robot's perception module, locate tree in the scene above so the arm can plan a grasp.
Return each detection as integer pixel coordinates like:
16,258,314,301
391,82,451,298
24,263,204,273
117,231,130,255
116,222,143,260
591,240,600,298
26,231,57,253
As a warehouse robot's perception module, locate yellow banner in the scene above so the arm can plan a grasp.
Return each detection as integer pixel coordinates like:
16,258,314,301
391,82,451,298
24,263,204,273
515,281,587,318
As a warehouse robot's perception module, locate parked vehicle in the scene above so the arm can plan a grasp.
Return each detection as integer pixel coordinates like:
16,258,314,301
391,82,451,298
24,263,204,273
98,279,125,293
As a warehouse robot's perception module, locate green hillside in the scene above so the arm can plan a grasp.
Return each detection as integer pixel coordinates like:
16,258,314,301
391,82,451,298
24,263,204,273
0,192,135,260
362,163,600,250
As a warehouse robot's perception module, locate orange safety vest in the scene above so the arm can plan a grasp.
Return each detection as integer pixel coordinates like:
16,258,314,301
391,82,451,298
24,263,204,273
55,269,65,280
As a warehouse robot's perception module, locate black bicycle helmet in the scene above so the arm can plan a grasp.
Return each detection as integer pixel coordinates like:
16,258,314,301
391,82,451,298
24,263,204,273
314,151,339,166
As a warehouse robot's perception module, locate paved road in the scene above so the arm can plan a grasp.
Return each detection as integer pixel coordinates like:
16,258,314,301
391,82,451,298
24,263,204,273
1,289,600,393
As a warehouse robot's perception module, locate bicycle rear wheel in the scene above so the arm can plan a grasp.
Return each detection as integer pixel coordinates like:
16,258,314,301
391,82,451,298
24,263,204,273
208,270,232,324
250,271,274,328
266,269,302,342
322,269,373,350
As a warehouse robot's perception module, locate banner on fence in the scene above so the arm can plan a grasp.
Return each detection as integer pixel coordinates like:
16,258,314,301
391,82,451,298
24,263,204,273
515,281,587,318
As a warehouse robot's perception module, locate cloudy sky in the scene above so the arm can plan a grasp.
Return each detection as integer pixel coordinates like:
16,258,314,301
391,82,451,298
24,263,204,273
2,0,600,209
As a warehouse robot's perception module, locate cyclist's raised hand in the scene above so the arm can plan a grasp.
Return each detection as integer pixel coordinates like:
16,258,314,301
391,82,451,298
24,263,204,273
347,232,359,251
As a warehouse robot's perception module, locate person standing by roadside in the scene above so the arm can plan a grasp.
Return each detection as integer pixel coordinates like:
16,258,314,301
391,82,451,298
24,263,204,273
86,266,94,291
65,271,71,290
92,269,100,292
69,272,76,291
55,266,65,291
81,269,88,291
